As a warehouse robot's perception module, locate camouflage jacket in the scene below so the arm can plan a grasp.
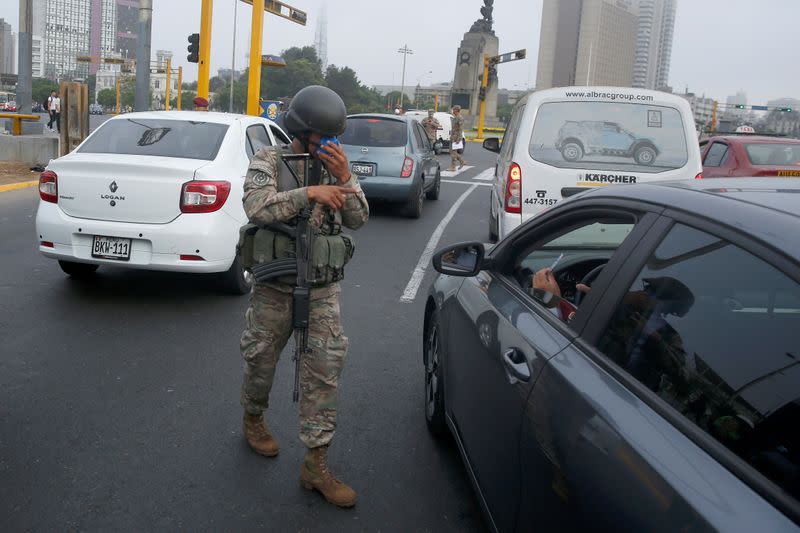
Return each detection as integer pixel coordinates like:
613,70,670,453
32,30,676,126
243,145,370,297
450,115,464,142
421,117,441,140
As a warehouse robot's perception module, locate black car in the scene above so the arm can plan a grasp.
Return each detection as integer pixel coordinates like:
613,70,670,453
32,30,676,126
424,178,800,532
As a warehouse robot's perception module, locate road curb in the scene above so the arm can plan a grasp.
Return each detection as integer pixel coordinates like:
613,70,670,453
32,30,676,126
0,180,38,193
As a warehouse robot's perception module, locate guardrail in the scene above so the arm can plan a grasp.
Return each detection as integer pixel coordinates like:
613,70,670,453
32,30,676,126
0,113,40,135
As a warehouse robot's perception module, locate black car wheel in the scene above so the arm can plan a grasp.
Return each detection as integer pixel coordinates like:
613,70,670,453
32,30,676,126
426,168,441,200
425,310,447,437
221,255,253,295
58,260,99,278
634,145,657,165
405,179,424,218
561,141,584,162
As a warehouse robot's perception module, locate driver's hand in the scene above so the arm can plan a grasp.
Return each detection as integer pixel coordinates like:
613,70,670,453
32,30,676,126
532,268,561,297
576,283,592,294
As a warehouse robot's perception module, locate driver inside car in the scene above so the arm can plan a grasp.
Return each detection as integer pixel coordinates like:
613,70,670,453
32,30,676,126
528,267,582,323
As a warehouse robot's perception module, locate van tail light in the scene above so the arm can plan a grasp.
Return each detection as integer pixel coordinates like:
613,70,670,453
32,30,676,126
180,254,205,261
39,170,58,203
40,241,54,248
401,157,414,178
694,172,703,179
180,180,231,213
505,163,522,214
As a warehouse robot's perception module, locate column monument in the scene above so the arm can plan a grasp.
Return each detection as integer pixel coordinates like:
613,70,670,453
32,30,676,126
451,0,500,129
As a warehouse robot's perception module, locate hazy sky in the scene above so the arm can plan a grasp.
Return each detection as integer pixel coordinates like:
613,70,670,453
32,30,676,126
5,0,799,103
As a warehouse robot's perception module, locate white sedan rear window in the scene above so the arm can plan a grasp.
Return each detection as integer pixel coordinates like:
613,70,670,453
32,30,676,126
529,102,689,173
79,119,229,160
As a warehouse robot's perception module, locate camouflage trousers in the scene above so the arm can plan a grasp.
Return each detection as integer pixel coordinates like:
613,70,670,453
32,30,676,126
240,283,348,449
450,146,465,167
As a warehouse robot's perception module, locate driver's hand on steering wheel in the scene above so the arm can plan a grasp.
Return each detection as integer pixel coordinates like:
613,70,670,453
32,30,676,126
576,283,592,295
532,268,561,297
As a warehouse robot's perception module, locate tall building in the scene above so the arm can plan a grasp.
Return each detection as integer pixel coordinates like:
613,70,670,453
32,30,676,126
115,0,139,60
536,0,638,90
632,0,677,90
0,19,16,75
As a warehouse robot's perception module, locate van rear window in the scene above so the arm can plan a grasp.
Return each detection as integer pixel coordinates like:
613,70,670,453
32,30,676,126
528,102,689,173
339,118,407,147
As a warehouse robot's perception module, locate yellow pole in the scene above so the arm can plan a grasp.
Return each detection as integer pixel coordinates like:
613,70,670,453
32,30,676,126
711,100,718,133
477,55,489,141
197,0,213,99
247,0,265,116
165,57,172,111
177,66,183,110
435,94,439,112
115,76,120,114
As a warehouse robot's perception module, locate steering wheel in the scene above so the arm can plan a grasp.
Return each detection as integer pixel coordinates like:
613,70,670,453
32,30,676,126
574,264,605,306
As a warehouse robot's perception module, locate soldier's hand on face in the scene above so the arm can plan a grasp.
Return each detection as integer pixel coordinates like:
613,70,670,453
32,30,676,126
317,142,352,184
532,267,561,297
307,185,358,210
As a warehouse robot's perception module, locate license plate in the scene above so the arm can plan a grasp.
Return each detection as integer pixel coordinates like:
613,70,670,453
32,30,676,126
777,170,800,177
91,235,132,261
352,163,374,176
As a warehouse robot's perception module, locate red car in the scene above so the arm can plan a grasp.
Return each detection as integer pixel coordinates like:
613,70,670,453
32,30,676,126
700,135,800,177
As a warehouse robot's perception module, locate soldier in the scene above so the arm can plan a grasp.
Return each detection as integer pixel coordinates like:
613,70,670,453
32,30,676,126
448,105,466,171
239,85,369,508
421,109,442,145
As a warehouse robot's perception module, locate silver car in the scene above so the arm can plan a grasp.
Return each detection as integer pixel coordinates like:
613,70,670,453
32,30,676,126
340,114,441,218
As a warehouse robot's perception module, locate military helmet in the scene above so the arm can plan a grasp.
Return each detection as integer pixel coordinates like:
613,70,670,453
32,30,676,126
428,109,434,115
284,85,347,137
453,105,461,112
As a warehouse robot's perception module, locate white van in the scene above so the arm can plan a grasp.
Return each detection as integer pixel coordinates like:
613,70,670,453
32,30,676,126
405,111,455,153
483,87,702,240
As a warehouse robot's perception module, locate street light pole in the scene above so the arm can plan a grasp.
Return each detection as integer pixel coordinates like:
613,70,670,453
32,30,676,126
397,44,413,109
134,0,153,111
230,0,238,112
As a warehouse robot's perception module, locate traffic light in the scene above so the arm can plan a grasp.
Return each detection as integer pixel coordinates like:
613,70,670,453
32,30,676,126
735,104,746,109
479,87,486,101
515,50,526,60
778,107,794,112
187,33,200,63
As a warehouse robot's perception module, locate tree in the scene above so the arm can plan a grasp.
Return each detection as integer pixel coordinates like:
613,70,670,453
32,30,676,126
209,76,226,93
32,77,59,106
96,88,116,108
261,46,324,99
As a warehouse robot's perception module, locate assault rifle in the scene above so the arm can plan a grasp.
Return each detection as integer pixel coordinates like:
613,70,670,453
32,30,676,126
251,153,321,402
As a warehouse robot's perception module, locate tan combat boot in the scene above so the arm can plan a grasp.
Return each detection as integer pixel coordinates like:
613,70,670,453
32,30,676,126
300,446,357,507
242,412,279,457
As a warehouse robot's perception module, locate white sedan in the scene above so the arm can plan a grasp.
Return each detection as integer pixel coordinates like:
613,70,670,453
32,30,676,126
35,110,292,294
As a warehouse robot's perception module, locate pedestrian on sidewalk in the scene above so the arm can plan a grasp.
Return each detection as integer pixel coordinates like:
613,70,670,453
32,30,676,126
46,91,61,132
448,105,465,170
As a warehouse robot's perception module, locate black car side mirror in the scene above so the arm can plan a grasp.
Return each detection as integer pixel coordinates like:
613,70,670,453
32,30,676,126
482,137,501,153
433,242,488,277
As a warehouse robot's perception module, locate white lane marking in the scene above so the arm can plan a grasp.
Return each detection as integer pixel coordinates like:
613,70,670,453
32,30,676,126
440,165,474,178
400,183,480,304
442,179,491,187
474,168,495,181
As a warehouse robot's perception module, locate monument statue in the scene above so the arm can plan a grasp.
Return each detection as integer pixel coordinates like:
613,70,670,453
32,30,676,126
470,0,495,35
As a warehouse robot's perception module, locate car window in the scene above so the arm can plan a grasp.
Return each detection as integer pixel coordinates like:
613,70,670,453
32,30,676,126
339,118,408,147
704,142,729,167
744,143,800,166
270,124,291,145
246,124,272,156
596,223,800,500
509,213,638,320
78,119,229,160
412,122,427,151
500,105,525,161
528,102,689,173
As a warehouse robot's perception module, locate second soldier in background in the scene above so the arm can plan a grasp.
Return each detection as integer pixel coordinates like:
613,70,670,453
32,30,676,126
238,86,369,508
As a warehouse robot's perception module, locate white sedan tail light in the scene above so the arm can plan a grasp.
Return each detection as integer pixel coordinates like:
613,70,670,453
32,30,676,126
180,180,231,213
39,170,58,203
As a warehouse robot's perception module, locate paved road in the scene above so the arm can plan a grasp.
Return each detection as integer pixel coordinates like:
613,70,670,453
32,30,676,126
0,148,497,531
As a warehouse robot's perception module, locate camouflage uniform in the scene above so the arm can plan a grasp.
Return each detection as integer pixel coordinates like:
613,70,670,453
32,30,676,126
421,114,441,143
450,112,465,169
240,146,369,449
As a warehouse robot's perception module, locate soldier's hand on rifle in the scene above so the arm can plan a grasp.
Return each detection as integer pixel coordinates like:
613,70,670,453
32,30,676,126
317,142,353,184
307,185,358,210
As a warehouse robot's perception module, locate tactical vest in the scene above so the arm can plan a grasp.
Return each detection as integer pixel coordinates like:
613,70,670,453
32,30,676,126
236,150,355,287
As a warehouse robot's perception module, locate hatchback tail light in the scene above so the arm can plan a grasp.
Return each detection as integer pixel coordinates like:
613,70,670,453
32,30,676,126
504,163,522,214
39,170,58,203
401,157,414,178
694,172,703,179
180,181,231,213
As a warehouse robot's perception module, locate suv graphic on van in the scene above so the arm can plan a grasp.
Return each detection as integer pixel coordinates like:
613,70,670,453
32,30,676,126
555,120,660,166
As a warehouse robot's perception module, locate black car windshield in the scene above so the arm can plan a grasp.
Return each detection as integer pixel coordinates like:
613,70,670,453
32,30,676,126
78,119,229,160
339,118,408,148
529,101,689,173
744,143,800,166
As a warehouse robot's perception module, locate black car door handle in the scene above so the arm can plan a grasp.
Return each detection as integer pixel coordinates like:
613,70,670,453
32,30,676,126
502,348,531,382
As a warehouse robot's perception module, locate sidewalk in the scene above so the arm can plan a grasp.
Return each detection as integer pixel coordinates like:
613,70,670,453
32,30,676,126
0,161,40,192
